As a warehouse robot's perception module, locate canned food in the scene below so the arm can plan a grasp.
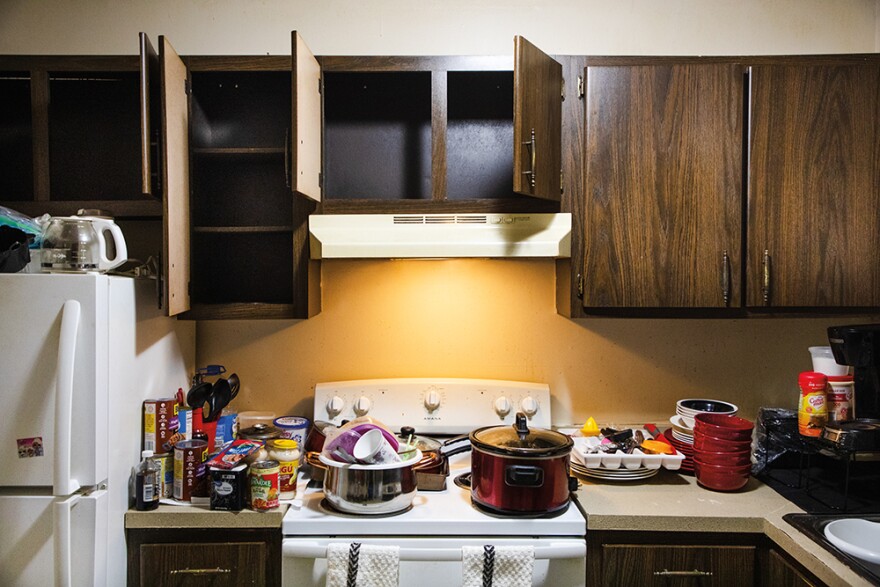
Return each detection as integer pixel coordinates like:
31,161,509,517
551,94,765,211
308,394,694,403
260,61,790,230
827,375,854,422
267,439,301,500
173,439,208,501
274,416,310,446
143,398,180,454
210,464,247,511
153,452,173,499
248,460,280,511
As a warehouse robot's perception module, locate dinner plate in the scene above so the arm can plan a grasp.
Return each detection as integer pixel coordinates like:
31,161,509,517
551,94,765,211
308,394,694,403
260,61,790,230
576,467,659,481
669,414,694,433
671,429,695,444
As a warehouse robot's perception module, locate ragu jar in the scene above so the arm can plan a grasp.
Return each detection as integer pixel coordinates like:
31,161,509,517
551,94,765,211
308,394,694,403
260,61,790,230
267,438,301,500
798,371,828,437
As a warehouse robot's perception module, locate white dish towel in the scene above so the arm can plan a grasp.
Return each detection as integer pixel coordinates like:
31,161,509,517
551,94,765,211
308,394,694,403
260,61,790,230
462,545,535,587
326,543,400,587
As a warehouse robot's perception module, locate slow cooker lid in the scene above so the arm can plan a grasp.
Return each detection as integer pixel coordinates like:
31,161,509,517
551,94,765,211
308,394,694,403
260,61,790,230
471,413,572,456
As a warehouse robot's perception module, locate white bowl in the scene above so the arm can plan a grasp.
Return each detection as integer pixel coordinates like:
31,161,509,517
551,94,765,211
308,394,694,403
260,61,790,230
824,518,880,565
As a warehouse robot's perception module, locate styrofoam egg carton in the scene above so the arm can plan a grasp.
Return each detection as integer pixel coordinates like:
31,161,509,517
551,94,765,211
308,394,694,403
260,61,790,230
571,434,685,471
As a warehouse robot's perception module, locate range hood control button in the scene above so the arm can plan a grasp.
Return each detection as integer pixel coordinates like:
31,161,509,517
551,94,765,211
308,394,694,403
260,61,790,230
520,396,539,417
326,396,345,418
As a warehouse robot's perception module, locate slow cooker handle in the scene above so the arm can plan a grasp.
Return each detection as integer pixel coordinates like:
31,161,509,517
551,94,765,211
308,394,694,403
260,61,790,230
514,412,529,441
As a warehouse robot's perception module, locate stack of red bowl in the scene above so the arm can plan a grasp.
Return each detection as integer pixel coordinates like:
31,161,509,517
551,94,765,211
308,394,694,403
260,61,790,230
692,413,754,491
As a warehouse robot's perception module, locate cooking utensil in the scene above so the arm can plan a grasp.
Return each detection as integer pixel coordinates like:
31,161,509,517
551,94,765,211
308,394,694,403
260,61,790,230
469,412,575,516
317,449,422,515
205,377,232,422
186,381,213,409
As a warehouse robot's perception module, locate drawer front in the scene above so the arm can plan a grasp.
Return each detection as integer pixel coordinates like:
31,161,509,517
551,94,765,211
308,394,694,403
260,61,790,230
602,544,755,587
140,541,266,586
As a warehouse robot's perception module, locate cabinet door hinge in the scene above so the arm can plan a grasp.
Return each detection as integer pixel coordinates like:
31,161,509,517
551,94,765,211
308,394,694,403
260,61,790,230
184,78,192,96
561,77,565,101
577,75,584,99
318,172,323,189
576,274,584,299
318,76,322,94
560,169,564,195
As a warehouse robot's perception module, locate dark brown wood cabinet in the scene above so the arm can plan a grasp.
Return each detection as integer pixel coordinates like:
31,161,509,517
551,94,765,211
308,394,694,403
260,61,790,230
747,57,880,309
580,59,744,309
572,54,880,314
587,530,826,587
127,526,280,587
0,56,161,219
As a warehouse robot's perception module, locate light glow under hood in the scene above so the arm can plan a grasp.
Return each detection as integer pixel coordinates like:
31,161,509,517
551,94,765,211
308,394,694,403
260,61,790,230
309,213,571,259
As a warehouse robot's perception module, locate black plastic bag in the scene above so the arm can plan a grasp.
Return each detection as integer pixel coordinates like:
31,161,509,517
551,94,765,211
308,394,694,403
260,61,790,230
0,225,32,273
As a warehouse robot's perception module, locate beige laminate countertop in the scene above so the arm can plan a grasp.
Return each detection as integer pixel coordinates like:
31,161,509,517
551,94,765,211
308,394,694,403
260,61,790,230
125,502,288,529
575,471,872,587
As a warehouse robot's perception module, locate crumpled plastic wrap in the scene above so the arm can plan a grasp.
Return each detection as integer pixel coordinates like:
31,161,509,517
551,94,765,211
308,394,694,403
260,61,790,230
0,205,44,248
753,406,807,475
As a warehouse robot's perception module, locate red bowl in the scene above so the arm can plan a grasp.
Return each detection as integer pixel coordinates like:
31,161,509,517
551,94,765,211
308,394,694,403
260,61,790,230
694,413,754,441
691,432,752,453
692,448,751,466
693,459,751,491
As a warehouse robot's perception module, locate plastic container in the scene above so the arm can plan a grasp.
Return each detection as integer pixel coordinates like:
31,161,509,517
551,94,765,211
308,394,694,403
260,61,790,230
827,375,854,422
238,411,276,430
809,346,851,376
135,450,160,511
274,416,310,446
797,371,828,437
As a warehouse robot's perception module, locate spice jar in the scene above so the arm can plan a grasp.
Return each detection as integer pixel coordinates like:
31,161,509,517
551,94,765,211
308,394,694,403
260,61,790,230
267,438,301,500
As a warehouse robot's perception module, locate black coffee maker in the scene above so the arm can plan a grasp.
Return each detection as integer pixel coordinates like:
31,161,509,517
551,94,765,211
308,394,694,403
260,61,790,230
827,324,880,420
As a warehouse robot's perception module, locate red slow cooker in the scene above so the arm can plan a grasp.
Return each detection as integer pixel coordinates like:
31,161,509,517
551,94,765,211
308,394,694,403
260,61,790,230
469,413,575,516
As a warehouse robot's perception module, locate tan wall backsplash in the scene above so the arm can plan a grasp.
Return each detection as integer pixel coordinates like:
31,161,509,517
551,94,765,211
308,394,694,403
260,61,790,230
198,259,878,427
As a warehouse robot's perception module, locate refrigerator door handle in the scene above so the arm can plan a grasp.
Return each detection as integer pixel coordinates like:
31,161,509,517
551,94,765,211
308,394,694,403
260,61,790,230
53,493,81,587
54,299,81,495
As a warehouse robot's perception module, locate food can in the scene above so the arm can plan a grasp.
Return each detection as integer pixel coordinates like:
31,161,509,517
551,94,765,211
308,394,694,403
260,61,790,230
267,439,301,500
248,460,280,511
798,371,828,437
827,375,854,422
173,439,208,501
143,398,180,454
210,464,247,511
154,452,173,499
274,416,310,446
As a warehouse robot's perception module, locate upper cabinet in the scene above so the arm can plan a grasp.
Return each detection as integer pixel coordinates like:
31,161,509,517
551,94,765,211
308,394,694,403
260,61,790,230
576,55,880,314
748,57,880,309
316,35,563,213
581,59,744,309
0,55,160,217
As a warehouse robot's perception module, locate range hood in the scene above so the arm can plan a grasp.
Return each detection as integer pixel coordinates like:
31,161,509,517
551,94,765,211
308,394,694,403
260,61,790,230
309,213,571,259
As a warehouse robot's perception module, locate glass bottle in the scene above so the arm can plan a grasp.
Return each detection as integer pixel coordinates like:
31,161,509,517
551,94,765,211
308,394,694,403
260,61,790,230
135,450,160,511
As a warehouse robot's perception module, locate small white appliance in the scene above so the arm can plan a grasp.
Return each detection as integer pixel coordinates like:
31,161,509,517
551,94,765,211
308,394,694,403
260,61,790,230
282,378,587,586
0,273,195,586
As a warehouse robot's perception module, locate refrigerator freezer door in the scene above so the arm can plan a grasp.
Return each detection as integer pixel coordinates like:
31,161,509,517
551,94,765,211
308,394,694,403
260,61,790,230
0,489,106,587
0,274,108,489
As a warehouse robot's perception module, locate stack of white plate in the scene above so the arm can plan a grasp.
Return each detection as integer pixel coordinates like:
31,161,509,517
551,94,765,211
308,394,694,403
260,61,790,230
668,414,695,444
570,460,659,481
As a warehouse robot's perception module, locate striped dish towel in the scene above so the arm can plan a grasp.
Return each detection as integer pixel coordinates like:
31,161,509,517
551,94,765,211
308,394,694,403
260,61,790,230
462,545,535,587
326,543,400,587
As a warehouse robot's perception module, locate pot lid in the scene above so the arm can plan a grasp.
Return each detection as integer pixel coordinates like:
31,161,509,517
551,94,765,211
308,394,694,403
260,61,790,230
470,413,572,457
239,423,282,441
397,426,442,452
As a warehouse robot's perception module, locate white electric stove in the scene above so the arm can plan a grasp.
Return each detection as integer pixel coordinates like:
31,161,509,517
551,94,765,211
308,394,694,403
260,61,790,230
281,378,587,587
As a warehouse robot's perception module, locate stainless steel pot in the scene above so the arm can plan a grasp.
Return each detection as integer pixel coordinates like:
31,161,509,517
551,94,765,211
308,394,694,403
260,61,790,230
317,450,422,515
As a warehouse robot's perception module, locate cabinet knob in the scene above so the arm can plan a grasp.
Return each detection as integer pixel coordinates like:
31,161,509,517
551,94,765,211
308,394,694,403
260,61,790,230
721,250,731,307
521,128,536,190
762,249,772,306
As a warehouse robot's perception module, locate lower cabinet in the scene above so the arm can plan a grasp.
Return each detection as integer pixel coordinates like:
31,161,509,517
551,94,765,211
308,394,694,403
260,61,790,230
587,531,823,587
127,527,281,587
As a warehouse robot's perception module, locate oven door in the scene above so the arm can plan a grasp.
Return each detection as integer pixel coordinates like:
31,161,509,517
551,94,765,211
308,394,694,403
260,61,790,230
282,536,586,587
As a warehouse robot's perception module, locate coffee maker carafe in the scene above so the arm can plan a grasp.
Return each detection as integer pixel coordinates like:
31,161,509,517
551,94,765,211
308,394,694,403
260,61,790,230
827,324,880,420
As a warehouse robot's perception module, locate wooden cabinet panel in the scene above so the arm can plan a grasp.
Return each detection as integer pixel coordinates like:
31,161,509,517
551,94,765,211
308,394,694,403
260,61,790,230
513,36,562,201
766,548,819,587
748,60,880,308
582,62,743,308
602,544,755,586
140,542,265,586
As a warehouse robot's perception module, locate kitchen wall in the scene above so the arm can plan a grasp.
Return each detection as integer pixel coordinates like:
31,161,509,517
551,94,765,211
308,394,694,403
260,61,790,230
3,0,879,426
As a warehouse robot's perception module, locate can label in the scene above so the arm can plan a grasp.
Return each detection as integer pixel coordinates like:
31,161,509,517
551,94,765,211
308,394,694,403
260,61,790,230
154,453,173,499
210,464,247,511
249,460,280,511
798,377,828,437
828,381,854,422
273,416,310,445
173,440,208,501
144,398,180,454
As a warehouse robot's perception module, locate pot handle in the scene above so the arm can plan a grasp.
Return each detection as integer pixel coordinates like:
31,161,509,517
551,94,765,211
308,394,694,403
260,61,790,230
514,412,529,441
440,434,471,457
505,465,544,487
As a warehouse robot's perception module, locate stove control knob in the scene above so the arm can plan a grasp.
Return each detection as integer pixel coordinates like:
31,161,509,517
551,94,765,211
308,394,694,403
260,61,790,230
520,396,539,417
354,396,372,416
424,390,442,412
493,396,511,417
326,396,345,418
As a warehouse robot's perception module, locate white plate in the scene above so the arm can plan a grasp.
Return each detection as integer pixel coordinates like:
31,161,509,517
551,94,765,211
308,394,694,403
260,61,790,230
824,518,880,565
669,414,694,433
671,429,695,444
576,467,659,481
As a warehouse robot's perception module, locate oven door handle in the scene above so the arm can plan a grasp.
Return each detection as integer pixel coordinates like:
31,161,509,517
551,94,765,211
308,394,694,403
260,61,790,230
282,541,585,561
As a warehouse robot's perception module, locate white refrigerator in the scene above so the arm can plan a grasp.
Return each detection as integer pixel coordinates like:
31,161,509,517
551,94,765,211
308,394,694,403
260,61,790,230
0,273,195,586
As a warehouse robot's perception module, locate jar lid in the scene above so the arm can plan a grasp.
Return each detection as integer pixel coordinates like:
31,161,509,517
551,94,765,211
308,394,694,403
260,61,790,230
268,438,299,449
826,375,854,383
239,423,282,441
799,371,827,390
470,413,572,457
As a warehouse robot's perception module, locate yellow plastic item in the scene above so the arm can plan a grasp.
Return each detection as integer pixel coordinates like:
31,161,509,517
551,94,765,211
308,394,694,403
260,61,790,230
640,439,675,455
580,417,600,436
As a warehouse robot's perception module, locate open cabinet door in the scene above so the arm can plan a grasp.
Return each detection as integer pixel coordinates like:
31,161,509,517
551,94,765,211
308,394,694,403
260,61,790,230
292,31,322,201
158,36,191,316
513,36,562,201
139,33,160,198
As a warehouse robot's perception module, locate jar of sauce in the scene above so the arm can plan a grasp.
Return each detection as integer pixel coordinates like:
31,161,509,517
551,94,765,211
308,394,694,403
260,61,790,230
267,439,301,500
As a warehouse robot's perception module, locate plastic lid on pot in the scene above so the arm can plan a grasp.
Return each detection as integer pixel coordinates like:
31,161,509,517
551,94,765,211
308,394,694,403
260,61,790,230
470,413,573,457
239,423,283,441
397,426,442,453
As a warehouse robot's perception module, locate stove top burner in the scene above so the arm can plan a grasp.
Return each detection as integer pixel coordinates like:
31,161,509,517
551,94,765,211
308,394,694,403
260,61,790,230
453,472,471,490
319,498,413,518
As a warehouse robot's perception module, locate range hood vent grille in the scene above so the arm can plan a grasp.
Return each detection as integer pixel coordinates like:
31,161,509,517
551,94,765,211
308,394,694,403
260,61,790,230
309,213,571,259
